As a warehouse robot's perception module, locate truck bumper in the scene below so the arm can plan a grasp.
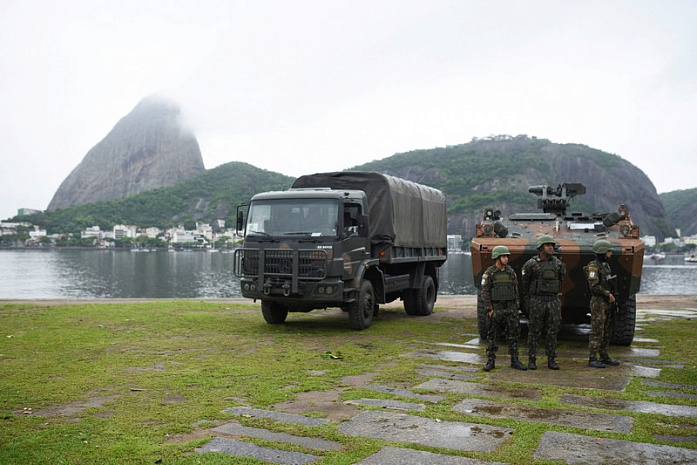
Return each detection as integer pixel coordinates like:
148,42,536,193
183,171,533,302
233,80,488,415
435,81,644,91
240,277,346,304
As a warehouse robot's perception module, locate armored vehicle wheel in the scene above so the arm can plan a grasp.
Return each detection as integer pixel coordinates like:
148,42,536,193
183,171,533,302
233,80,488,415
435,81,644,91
261,301,289,324
476,292,488,339
611,295,636,346
349,280,375,330
404,275,436,316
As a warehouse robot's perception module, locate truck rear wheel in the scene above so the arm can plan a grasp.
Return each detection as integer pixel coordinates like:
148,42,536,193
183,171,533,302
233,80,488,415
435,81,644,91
261,301,289,324
404,275,436,316
477,292,488,339
611,295,636,346
349,280,375,330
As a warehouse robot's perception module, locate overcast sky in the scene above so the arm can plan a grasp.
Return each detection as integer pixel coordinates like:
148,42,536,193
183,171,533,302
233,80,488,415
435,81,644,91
1,0,695,221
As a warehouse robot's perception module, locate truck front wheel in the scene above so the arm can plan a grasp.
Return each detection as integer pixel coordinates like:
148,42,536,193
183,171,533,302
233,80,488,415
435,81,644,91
404,275,436,316
348,280,375,330
261,301,289,324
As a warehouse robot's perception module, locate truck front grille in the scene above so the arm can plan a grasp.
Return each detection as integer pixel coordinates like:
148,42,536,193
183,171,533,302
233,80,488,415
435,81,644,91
234,248,327,279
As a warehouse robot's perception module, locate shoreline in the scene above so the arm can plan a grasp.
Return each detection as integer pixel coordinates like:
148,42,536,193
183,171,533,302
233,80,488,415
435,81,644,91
1,294,695,310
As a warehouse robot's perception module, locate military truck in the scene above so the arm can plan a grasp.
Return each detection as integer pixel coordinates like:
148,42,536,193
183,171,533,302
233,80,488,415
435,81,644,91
470,183,644,345
233,171,448,329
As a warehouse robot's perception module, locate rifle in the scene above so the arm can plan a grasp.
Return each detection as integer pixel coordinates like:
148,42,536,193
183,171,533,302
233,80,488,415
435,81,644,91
607,274,619,316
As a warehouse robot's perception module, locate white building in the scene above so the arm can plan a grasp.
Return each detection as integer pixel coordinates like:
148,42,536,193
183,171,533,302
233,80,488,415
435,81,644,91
81,226,103,239
143,227,161,239
641,236,657,247
114,224,137,239
29,227,47,239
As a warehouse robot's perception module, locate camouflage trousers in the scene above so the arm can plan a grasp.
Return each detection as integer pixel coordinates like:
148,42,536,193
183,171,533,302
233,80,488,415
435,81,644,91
526,296,561,358
486,302,521,359
589,295,614,359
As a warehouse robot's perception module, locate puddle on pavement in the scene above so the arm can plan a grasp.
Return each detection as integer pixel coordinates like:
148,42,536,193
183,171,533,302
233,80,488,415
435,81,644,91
560,394,697,418
454,398,633,433
638,309,697,319
403,349,484,365
415,340,481,350
414,379,541,401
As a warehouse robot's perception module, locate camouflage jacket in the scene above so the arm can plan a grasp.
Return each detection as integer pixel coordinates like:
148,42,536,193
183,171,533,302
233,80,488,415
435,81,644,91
586,259,612,298
521,255,566,297
481,264,520,311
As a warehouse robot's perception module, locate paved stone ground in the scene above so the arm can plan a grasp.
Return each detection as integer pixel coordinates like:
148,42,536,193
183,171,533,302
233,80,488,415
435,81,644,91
453,398,633,433
535,431,697,464
193,296,697,464
338,410,514,452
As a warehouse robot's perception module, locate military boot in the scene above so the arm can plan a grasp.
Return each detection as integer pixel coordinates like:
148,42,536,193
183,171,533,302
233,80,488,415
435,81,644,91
588,357,606,368
510,356,527,371
528,357,537,370
484,358,495,372
600,354,620,366
547,357,560,370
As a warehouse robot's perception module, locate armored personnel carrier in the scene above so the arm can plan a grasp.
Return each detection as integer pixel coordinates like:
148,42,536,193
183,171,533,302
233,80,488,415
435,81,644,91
470,183,644,345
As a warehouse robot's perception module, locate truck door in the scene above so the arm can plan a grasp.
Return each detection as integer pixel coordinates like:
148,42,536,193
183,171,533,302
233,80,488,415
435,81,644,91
342,203,366,279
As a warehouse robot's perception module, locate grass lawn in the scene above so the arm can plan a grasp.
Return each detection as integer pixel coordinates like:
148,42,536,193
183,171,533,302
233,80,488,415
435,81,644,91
1,299,696,464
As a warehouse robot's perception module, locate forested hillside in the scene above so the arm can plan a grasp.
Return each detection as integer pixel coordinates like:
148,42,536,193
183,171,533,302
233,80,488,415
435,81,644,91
14,136,680,240
353,136,670,239
660,188,697,237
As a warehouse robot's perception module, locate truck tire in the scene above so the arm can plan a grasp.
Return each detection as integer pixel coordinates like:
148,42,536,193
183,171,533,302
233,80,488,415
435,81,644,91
611,295,636,346
404,275,436,316
349,280,375,330
261,301,288,324
477,292,488,339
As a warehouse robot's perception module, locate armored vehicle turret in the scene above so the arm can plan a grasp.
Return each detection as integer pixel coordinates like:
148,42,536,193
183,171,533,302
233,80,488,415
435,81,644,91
470,183,644,345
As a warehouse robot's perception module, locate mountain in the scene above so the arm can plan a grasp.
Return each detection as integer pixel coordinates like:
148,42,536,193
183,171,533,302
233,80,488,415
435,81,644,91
25,134,676,241
352,136,671,240
660,188,697,237
23,162,293,234
47,96,205,211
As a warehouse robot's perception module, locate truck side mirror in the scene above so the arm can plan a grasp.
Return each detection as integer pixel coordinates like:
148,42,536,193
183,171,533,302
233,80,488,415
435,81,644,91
236,210,245,232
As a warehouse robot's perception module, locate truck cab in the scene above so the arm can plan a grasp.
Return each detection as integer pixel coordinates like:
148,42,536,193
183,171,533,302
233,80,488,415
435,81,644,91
234,171,448,330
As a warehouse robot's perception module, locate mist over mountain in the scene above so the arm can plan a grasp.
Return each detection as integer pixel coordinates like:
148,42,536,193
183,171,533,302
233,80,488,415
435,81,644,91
47,96,205,211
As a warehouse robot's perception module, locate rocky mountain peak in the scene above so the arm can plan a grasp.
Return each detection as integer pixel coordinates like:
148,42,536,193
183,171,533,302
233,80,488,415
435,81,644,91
47,96,205,211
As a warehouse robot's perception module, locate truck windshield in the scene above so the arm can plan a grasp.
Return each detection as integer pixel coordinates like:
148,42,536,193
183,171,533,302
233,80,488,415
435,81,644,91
246,198,339,237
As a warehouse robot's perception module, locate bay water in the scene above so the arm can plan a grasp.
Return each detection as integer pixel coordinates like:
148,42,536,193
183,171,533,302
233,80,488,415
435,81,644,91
0,249,695,299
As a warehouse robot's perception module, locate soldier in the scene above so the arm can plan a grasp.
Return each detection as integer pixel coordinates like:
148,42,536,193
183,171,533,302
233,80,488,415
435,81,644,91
521,235,566,370
586,239,621,368
481,245,527,372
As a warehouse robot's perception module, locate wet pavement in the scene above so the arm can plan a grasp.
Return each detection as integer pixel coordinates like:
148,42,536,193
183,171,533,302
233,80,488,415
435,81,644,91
535,431,697,464
195,303,697,464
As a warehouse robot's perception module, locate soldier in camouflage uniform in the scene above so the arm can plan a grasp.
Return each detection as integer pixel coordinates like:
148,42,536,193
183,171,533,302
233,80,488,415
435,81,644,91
586,239,621,368
521,235,566,370
481,245,527,372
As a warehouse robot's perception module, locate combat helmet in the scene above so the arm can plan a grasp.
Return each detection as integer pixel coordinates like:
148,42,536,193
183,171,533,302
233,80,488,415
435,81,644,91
537,235,556,249
491,245,510,259
592,239,613,254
